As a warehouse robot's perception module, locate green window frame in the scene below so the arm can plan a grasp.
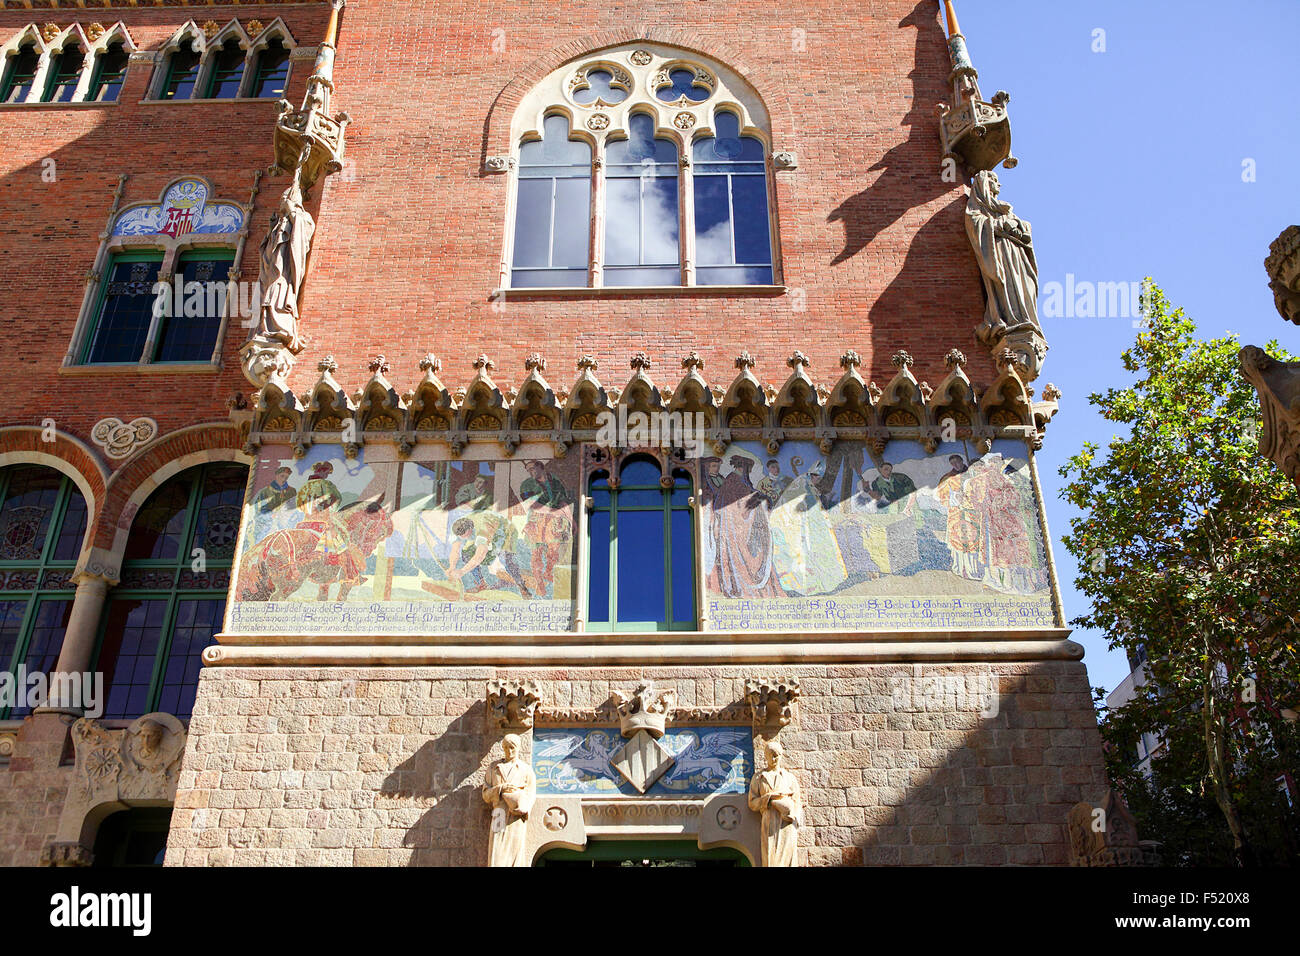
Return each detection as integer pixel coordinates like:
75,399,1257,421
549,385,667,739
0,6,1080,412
92,462,248,720
151,248,234,364
87,43,128,102
81,250,165,365
1,45,40,103
0,465,89,719
41,47,84,103
159,42,200,100
249,40,290,99
202,42,245,99
586,454,697,632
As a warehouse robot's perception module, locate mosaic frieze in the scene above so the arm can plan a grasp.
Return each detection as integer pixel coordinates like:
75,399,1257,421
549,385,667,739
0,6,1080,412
702,439,1056,630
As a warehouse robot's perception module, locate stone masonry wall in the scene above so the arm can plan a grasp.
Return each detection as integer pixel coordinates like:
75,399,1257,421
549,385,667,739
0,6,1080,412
167,660,1107,866
0,714,77,867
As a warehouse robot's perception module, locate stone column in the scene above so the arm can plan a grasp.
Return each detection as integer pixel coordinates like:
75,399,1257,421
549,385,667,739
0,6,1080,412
42,571,114,713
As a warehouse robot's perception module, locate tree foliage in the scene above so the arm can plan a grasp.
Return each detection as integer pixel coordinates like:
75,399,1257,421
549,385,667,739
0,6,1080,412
1059,283,1300,866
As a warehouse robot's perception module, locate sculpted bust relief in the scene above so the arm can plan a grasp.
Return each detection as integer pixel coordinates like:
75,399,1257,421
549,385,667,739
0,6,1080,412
965,170,1042,345
482,733,537,867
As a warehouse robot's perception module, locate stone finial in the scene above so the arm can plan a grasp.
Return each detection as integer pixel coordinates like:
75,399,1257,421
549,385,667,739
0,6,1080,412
840,350,861,370
524,353,546,372
613,681,677,739
247,19,266,37
577,354,599,372
487,679,542,731
997,347,1027,374
473,354,495,372
891,350,914,370
418,353,441,373
745,678,800,732
86,22,106,42
1042,383,1063,402
945,348,968,370
787,351,810,370
41,23,61,43
202,20,221,38
368,355,390,375
630,351,652,371
682,351,705,372
317,355,339,375
735,351,756,371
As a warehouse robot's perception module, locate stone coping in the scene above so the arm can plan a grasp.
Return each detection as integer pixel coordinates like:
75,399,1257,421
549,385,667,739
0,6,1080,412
203,633,1083,667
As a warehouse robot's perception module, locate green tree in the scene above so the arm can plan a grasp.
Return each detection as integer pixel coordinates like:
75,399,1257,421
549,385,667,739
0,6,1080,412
1060,282,1300,866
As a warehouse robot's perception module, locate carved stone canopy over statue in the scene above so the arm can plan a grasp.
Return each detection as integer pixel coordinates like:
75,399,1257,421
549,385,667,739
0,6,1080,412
482,733,537,867
966,170,1041,346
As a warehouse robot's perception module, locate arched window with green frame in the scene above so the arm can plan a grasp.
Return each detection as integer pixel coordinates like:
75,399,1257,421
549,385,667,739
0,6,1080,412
0,465,89,718
94,462,247,720
587,455,696,631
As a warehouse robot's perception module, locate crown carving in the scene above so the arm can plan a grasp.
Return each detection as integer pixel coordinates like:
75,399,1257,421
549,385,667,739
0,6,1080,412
613,681,677,739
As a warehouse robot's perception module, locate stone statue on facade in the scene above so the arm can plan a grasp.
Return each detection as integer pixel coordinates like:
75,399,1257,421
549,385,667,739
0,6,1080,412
482,733,536,867
241,169,316,389
966,170,1041,346
747,740,802,867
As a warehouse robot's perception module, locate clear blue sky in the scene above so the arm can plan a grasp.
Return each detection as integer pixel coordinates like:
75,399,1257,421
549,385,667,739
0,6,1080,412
957,0,1298,695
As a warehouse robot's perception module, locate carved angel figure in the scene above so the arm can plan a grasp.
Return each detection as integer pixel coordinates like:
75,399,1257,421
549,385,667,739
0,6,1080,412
966,170,1041,344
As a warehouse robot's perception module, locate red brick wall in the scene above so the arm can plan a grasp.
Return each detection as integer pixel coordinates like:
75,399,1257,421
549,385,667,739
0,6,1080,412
0,0,989,516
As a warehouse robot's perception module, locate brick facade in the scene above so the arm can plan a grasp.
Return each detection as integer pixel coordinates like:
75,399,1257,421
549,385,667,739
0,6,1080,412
0,0,1107,868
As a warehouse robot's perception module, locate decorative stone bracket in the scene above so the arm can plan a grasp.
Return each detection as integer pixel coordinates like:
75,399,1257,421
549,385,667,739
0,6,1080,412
487,678,542,731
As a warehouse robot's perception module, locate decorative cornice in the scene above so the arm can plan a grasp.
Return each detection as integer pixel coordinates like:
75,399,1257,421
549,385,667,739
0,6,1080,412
243,349,1052,456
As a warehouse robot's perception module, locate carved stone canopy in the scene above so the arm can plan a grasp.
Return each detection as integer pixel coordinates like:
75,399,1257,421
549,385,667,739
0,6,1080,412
487,679,542,730
745,677,800,733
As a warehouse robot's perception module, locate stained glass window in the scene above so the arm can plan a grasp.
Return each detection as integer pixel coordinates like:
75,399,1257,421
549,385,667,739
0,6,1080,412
97,463,247,720
587,455,696,631
0,466,87,719
152,251,233,363
510,114,592,288
604,114,681,287
89,43,128,102
0,45,39,103
250,40,290,99
160,41,201,100
693,111,773,285
42,48,85,103
203,43,245,99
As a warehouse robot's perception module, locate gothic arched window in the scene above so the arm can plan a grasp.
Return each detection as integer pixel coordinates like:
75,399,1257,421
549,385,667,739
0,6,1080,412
0,465,88,718
604,112,681,286
88,42,129,102
95,463,247,720
510,114,593,288
41,44,85,103
504,46,779,291
693,111,774,285
587,455,696,631
159,38,201,100
0,44,39,103
249,39,290,98
203,41,245,99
